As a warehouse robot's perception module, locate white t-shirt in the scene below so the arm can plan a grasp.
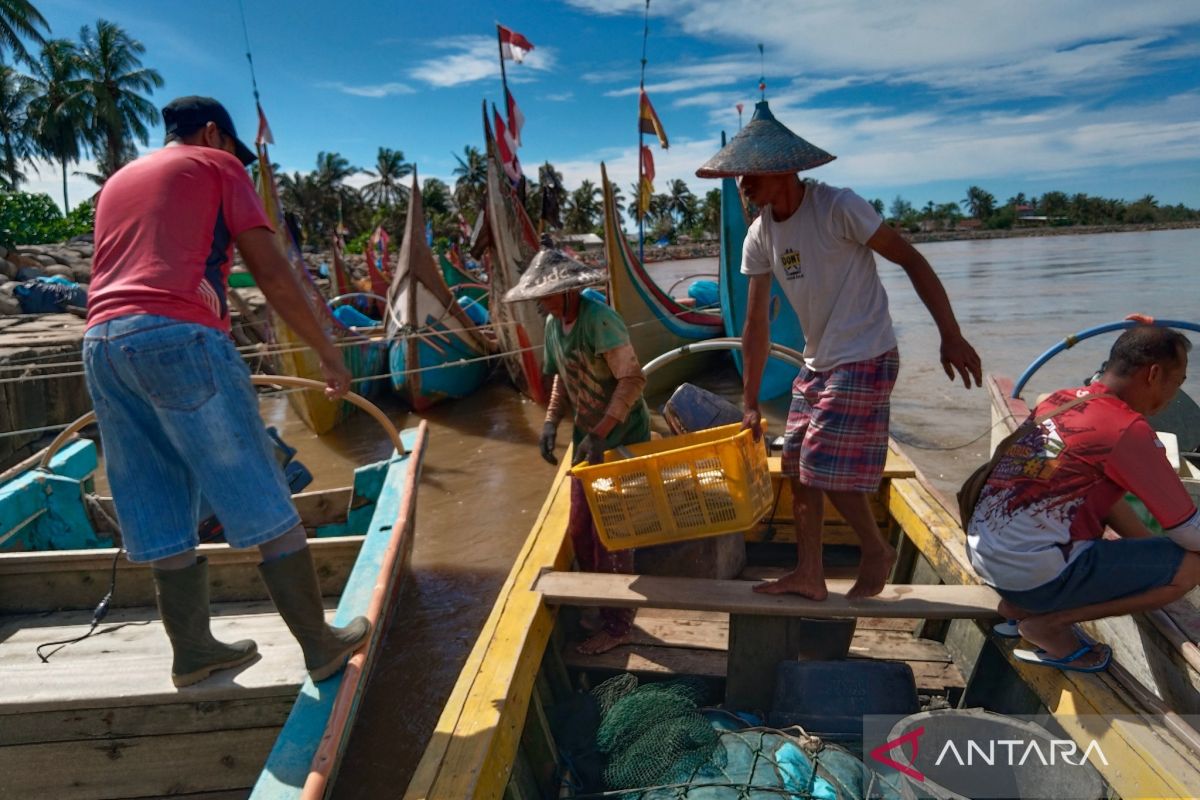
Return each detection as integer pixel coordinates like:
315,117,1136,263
741,181,896,371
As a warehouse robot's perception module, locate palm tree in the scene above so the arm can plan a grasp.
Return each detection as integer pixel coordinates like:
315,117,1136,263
451,145,486,213
962,185,995,220
421,177,452,216
314,151,356,189
78,19,163,180
563,180,600,233
0,0,48,66
362,147,411,207
0,64,35,189
609,183,625,219
26,39,89,211
665,179,695,225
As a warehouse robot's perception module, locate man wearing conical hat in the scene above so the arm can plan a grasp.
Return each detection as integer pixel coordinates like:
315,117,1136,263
504,236,650,654
698,100,982,601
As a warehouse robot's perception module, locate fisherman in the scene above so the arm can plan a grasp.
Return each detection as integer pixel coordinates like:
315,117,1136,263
84,96,369,687
695,100,982,599
967,324,1200,672
504,236,650,654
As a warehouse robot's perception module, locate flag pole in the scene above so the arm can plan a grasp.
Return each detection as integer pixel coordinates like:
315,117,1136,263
637,0,650,261
496,22,510,108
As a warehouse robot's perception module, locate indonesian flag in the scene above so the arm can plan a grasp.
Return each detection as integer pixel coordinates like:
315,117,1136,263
256,103,274,146
494,106,522,184
638,90,669,149
498,24,534,63
506,87,525,148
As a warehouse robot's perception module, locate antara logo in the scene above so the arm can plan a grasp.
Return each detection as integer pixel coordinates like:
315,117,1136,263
869,725,1108,781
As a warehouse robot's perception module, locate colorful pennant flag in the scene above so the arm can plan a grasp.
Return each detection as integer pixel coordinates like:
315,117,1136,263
256,103,274,146
369,225,391,279
638,90,669,149
506,87,525,148
638,145,655,217
493,106,522,184
498,24,534,63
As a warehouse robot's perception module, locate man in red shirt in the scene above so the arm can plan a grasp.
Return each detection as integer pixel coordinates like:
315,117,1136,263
968,326,1200,671
84,96,368,686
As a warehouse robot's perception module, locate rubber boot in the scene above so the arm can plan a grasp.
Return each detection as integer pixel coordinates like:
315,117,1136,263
153,557,258,688
258,547,371,681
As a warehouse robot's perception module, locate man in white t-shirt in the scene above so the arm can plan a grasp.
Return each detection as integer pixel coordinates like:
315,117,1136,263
697,100,982,600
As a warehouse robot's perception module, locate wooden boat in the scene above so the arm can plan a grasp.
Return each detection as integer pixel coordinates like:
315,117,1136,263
406,358,1200,798
600,162,724,395
385,171,493,410
481,102,550,405
255,140,385,433
0,382,428,799
717,166,803,401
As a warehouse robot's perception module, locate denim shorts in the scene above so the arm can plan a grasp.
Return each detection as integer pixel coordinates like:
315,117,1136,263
83,314,300,562
997,537,1186,614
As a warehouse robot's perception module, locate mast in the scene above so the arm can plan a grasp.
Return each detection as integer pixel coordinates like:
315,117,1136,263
637,0,650,261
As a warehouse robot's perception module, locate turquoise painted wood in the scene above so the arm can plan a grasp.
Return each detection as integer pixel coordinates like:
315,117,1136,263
0,440,103,551
250,425,425,799
717,173,804,401
314,460,391,538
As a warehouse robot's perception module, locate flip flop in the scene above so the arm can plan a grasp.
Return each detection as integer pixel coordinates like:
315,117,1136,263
1013,643,1111,673
993,619,1021,638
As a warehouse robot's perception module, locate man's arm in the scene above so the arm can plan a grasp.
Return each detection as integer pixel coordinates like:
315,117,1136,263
236,226,351,398
866,223,982,388
740,272,772,439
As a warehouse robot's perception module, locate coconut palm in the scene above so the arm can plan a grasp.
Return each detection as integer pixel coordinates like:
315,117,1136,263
362,147,411,207
0,64,35,189
451,145,486,213
78,19,163,180
665,178,695,225
314,151,356,190
0,0,48,66
26,39,89,211
563,179,600,233
962,185,995,220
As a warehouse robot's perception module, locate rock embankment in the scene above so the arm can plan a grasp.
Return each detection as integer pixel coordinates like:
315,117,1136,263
0,238,94,316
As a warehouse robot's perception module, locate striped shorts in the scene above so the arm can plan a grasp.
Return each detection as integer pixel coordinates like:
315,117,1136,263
781,348,900,492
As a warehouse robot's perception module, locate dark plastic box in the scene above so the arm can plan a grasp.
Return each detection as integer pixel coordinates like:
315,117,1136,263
767,660,920,739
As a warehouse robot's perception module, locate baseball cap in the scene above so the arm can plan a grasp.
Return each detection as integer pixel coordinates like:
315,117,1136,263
162,96,257,166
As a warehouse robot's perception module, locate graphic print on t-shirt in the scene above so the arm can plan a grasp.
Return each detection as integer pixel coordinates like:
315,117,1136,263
780,248,803,279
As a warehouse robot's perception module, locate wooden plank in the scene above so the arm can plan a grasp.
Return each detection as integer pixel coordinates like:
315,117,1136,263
726,615,855,710
0,536,361,613
534,571,1002,619
0,726,275,799
0,601,317,714
0,694,295,747
562,643,727,678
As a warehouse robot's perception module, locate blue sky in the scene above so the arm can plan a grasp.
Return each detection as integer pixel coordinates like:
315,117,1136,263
23,0,1200,214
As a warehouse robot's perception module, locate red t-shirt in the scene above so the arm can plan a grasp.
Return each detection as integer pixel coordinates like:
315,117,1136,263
967,382,1197,590
87,145,272,332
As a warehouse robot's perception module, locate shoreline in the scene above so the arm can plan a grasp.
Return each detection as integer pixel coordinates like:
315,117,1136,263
585,220,1200,265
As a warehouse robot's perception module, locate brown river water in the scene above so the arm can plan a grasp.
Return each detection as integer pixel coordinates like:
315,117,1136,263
257,228,1199,797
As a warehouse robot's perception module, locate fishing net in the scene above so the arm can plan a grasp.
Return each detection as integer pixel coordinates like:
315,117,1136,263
563,676,912,800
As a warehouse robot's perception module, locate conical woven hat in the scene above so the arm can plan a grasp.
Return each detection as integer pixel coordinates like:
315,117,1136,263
695,100,835,178
503,235,607,302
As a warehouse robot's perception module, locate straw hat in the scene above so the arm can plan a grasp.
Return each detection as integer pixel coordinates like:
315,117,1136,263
503,235,607,302
695,100,835,178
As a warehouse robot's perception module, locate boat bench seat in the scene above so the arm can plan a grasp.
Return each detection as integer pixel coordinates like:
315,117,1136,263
534,570,1001,620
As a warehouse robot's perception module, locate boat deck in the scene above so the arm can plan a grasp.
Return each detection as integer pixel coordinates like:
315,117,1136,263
0,600,336,798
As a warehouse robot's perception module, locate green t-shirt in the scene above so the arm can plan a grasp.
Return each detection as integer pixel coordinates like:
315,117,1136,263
543,295,650,449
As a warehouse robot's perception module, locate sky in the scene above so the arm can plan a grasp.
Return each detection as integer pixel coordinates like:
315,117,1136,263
20,0,1200,215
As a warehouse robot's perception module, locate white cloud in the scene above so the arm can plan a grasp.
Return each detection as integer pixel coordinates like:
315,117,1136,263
16,157,103,213
543,91,575,102
409,35,555,88
317,81,415,98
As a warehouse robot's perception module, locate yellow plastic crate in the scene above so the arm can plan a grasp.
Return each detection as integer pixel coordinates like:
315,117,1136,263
571,422,773,551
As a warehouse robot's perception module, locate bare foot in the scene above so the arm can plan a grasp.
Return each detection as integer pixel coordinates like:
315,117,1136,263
1017,616,1103,662
847,544,897,599
576,630,631,655
753,569,829,600
997,598,1031,621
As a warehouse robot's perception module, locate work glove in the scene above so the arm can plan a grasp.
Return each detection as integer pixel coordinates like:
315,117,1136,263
539,421,558,465
572,432,606,467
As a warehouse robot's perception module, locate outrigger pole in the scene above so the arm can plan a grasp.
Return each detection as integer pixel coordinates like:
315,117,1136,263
637,0,651,261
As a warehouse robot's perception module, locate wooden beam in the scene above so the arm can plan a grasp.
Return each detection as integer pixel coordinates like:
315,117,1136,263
534,571,1002,619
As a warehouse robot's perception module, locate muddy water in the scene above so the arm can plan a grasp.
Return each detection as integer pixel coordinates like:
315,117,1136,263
289,228,1198,796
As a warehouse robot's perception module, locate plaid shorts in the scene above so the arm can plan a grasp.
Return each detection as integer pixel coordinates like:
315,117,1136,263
781,348,900,492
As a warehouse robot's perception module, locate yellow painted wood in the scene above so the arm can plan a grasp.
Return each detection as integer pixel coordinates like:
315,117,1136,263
404,457,573,800
889,472,1200,800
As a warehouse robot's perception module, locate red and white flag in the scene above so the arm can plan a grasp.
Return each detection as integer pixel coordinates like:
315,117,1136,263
256,103,274,146
506,88,525,148
498,24,534,63
493,107,522,184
